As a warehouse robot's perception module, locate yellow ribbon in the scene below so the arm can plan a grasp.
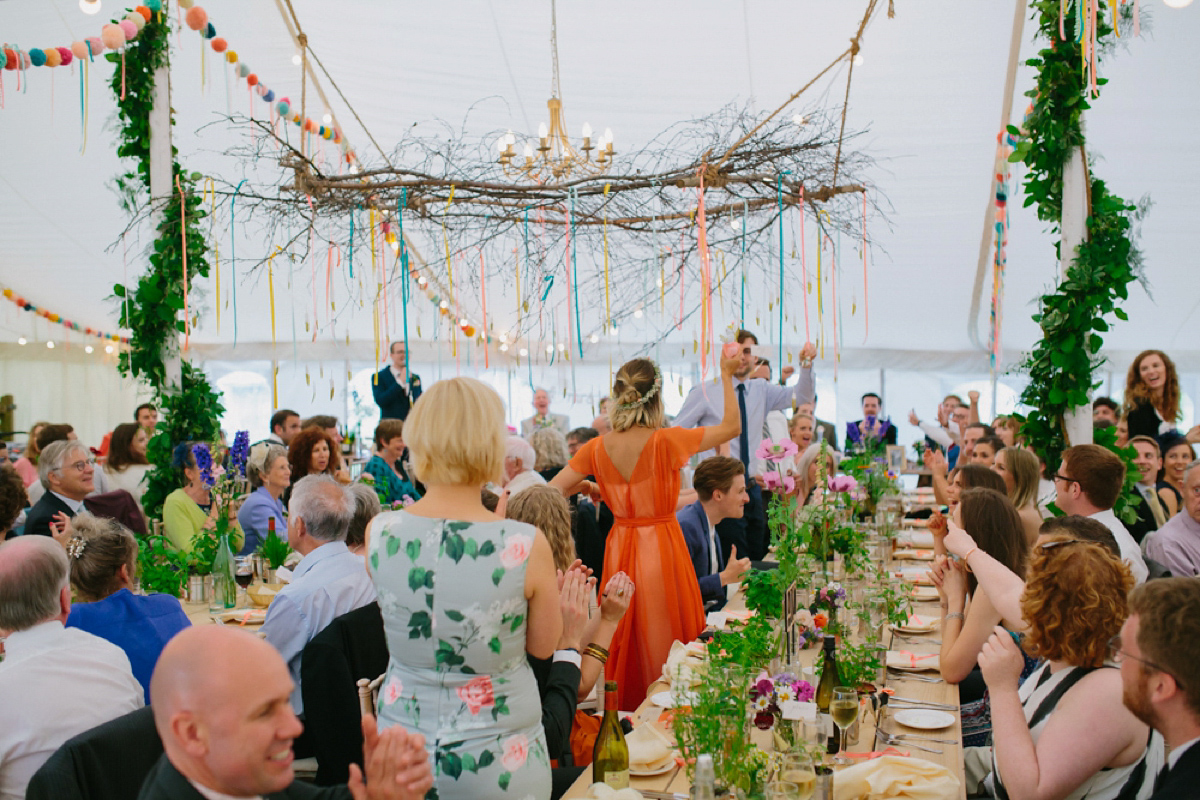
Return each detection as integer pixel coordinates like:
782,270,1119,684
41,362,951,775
202,179,219,331
369,210,380,382
443,187,456,357
267,246,282,408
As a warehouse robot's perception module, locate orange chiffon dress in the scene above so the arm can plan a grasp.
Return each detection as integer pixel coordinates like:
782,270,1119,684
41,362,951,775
567,426,707,709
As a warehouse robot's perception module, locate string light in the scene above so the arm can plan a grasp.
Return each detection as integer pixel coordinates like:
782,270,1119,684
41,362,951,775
105,345,114,354
46,341,55,349
85,345,94,354
17,337,27,346
79,0,102,14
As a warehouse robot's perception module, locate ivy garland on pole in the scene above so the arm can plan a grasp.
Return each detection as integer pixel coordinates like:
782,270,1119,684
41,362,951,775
108,4,224,530
1013,1,1143,522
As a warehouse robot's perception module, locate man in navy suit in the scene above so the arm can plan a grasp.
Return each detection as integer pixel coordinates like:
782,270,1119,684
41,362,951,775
1120,578,1200,800
372,342,422,421
676,456,752,611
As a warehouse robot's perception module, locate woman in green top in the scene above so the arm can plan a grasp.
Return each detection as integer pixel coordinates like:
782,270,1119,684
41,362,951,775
162,443,243,554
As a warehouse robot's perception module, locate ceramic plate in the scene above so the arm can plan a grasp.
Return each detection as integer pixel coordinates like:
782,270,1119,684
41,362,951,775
893,709,955,730
892,614,939,634
212,609,266,626
649,690,696,708
630,760,676,777
886,651,941,671
910,586,939,601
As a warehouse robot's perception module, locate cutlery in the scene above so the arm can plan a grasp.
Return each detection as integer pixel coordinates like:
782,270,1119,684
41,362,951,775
887,669,944,683
884,731,959,745
888,702,958,713
888,696,958,710
639,793,688,800
893,634,942,645
876,730,942,754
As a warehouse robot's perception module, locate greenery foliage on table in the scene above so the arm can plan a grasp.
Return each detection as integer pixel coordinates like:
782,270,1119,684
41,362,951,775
1014,1,1143,476
108,4,225,593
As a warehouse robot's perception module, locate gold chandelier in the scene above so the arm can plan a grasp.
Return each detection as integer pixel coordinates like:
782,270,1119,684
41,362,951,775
496,0,614,181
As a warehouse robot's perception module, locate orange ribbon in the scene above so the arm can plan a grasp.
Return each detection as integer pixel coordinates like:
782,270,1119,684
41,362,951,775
894,650,939,668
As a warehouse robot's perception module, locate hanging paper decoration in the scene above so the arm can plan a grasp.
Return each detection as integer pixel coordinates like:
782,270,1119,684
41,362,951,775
1,285,129,343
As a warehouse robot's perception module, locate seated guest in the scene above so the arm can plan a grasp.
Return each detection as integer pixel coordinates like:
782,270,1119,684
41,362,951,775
530,427,571,483
261,475,375,719
1119,579,1200,800
565,427,598,458
362,419,420,507
27,424,117,504
1159,435,1194,511
1144,459,1200,577
798,401,838,450
930,462,1005,526
1038,514,1121,555
959,422,993,466
795,443,840,506
591,413,613,436
977,536,1162,799
677,457,752,610
162,443,243,555
1116,414,1130,448
1129,436,1172,543
505,484,577,575
969,435,1003,467
1055,443,1148,583
503,435,548,499
304,414,351,483
63,514,191,701
992,416,1021,448
991,447,1044,547
1094,396,1120,427
24,440,97,539
0,536,143,800
1,464,27,540
102,422,151,512
12,420,50,487
266,408,301,447
285,427,337,507
145,626,433,800
345,483,382,556
846,392,896,451
236,444,290,556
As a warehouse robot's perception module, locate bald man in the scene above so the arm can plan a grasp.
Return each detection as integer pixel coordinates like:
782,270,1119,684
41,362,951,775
141,626,431,800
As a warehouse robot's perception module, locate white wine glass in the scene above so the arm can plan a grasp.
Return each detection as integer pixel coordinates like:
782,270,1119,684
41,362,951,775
779,750,816,800
831,686,859,765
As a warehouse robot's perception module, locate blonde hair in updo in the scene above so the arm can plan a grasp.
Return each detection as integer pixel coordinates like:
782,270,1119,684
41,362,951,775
609,358,664,432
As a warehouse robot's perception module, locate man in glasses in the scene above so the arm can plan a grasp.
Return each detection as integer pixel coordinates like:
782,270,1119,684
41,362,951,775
1053,444,1148,583
22,439,95,539
1118,578,1200,799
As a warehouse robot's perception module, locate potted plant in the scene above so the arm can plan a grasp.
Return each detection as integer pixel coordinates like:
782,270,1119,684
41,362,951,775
257,528,291,583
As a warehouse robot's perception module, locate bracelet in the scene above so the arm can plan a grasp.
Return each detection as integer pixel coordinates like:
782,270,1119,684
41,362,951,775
961,546,978,564
583,643,610,664
944,612,965,622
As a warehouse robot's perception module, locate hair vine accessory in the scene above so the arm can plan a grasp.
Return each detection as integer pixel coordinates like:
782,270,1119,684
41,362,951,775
66,536,87,560
615,365,662,411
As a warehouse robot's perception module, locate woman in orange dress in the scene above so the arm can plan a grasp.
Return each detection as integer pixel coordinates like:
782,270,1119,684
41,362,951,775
550,354,741,708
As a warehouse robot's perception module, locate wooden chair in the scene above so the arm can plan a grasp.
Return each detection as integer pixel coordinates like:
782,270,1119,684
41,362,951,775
357,674,385,717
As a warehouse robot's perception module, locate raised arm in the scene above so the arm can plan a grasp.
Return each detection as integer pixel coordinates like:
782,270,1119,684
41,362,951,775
696,350,743,453
944,523,1028,632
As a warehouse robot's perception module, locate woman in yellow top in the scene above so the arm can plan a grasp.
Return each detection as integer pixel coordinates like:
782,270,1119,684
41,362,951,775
162,443,243,554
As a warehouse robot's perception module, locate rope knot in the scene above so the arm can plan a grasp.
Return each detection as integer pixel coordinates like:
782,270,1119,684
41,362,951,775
296,33,308,48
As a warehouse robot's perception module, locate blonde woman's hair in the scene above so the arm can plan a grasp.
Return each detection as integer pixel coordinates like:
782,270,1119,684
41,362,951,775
1000,446,1040,510
67,513,138,603
609,358,664,432
404,377,506,487
505,485,575,573
529,428,570,472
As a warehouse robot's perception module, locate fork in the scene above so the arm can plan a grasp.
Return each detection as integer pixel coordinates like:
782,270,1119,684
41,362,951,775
884,731,959,745
887,669,944,683
875,730,943,754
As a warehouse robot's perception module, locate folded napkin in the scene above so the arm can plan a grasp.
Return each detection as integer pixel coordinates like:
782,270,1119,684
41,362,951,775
662,640,706,686
626,723,674,773
886,650,941,671
910,586,939,601
893,614,938,632
899,531,936,548
893,549,935,561
833,754,960,800
893,567,933,586
585,783,645,800
214,608,268,626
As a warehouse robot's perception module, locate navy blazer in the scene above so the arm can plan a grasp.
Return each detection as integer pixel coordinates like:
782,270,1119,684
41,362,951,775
23,491,75,537
676,500,726,609
1153,741,1200,800
371,367,422,421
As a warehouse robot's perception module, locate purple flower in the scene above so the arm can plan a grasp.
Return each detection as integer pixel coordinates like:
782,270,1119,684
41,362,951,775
191,443,214,488
229,431,250,478
794,680,815,703
755,438,798,463
763,472,796,493
828,475,859,493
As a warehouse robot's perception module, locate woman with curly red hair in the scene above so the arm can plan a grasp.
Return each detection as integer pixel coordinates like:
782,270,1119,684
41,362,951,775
283,427,336,508
943,527,1163,799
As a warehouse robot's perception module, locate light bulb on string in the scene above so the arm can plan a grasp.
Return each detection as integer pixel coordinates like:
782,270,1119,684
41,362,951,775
291,54,302,66
46,341,55,349
105,345,114,354
589,334,599,344
85,345,94,354
17,337,27,346
322,113,332,125
80,0,102,14
1164,0,1193,8
852,53,864,66
519,347,529,357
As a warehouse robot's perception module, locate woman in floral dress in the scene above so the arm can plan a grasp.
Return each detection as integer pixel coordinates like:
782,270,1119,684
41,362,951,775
368,377,561,800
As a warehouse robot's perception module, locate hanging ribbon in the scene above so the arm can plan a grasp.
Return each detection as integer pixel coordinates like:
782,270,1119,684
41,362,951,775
347,210,355,279
776,172,790,372
230,179,245,345
78,44,90,154
816,210,826,359
603,183,612,334
370,208,380,380
695,166,714,379
861,190,869,343
740,199,748,325
267,246,281,408
174,174,190,351
202,179,219,332
306,196,317,341
569,188,583,358
479,246,489,368
442,187,457,357
798,187,810,342
397,190,411,385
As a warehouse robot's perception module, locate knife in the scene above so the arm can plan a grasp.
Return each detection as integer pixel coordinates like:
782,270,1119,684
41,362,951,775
888,696,958,709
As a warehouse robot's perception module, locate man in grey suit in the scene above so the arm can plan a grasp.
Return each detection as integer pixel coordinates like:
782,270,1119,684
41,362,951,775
520,388,569,438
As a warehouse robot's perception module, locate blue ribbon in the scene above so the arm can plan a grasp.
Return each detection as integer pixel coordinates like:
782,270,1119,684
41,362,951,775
231,179,246,346
398,191,410,386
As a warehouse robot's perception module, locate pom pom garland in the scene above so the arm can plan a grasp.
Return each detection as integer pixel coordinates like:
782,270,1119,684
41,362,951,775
56,46,73,66
276,100,290,115
28,48,46,67
263,89,274,102
86,37,104,56
4,48,16,70
101,24,126,50
184,6,208,31
146,0,162,10
204,22,216,39
211,37,227,53
118,19,139,40
177,0,194,9
44,48,62,68
225,50,237,63
246,73,258,87
135,6,153,21
236,63,250,78
125,12,146,32
71,40,90,60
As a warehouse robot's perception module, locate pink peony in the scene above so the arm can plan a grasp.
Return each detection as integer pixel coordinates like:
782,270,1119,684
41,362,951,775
755,438,799,463
502,733,529,771
500,534,534,568
456,675,495,715
792,608,814,630
383,676,404,706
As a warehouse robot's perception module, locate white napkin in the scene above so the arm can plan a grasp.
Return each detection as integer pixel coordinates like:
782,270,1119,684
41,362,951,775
585,784,645,800
833,755,960,800
886,650,941,671
662,640,706,686
626,723,674,772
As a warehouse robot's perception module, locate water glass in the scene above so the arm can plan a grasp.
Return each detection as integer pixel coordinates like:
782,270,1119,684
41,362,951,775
764,781,801,800
779,751,817,800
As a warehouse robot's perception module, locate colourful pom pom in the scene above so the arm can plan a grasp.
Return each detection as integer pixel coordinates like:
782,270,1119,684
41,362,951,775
236,63,250,78
276,100,290,116
146,0,162,10
184,6,208,31
323,128,333,140
135,5,152,21
71,41,89,60
126,12,146,31
263,89,275,102
462,325,476,337
254,83,266,96
211,37,227,53
305,119,316,133
246,73,258,87
177,0,194,8
317,125,325,137
28,48,46,67
204,22,216,39
44,48,61,68
86,37,104,56
119,19,139,40
3,49,15,70
56,47,73,66
101,24,126,50
1,289,11,298
225,50,237,63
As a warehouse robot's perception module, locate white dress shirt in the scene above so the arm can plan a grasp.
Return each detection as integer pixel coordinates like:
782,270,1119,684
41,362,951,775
0,621,143,800
504,469,548,499
916,419,955,449
1167,736,1200,769
673,370,816,476
1088,508,1149,584
261,541,376,714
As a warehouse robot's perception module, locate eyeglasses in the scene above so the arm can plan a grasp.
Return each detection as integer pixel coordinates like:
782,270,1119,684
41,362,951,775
52,458,96,473
1052,472,1078,486
1107,634,1184,689
1036,538,1082,554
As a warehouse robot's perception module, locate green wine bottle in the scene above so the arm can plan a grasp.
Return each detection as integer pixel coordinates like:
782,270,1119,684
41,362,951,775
814,635,842,754
592,680,630,789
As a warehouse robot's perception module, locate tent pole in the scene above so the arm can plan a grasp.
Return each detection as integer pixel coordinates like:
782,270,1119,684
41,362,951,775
148,51,180,390
1060,142,1093,447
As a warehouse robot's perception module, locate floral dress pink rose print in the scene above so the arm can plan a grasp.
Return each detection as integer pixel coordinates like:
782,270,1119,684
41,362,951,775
369,512,551,800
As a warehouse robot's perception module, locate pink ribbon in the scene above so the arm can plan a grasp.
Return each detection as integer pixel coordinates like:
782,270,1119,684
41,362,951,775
844,747,911,760
895,650,939,668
